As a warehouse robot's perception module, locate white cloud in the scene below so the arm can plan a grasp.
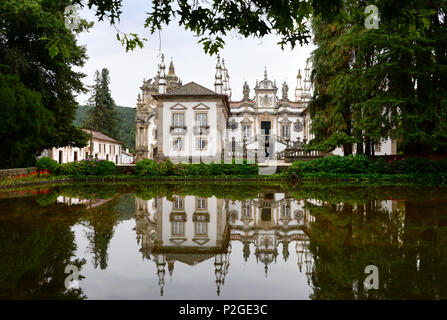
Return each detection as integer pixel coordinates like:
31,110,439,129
74,1,315,107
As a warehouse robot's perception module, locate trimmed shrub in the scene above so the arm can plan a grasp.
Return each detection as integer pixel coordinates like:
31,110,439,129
134,160,259,177
135,159,158,176
289,155,447,177
60,162,80,176
36,157,60,174
60,159,116,176
94,159,117,175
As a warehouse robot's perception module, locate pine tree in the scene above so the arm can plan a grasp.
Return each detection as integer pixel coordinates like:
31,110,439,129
84,68,120,140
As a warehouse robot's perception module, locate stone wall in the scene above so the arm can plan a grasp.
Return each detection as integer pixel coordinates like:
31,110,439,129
0,167,36,178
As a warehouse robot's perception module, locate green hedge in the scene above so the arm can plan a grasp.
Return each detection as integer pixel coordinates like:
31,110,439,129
60,159,117,176
36,157,60,174
135,159,259,177
288,155,447,176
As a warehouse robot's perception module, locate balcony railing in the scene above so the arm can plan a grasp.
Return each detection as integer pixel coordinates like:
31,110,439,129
193,125,210,135
170,125,187,135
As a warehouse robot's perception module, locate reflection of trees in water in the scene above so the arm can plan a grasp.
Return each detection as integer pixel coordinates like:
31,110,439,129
0,189,136,298
3,183,447,299
307,199,447,300
82,194,135,270
0,197,86,299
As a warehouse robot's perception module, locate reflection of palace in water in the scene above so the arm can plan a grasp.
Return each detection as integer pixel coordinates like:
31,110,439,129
135,191,318,296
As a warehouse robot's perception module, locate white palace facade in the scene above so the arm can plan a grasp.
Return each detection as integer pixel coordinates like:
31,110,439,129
134,190,316,296
135,55,396,162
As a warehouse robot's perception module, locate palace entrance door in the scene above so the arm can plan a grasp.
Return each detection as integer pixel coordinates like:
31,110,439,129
261,121,273,159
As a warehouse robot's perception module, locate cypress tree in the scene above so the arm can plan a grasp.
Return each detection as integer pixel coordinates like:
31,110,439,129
84,68,119,140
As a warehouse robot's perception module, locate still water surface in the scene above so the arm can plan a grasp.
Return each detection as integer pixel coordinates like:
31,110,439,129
0,182,446,299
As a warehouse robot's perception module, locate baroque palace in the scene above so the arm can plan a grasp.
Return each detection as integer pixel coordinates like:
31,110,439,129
135,55,396,162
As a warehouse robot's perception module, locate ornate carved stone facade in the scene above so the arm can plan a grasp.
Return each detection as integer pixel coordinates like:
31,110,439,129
135,56,396,161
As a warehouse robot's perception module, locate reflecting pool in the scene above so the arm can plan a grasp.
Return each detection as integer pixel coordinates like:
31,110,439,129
0,182,446,299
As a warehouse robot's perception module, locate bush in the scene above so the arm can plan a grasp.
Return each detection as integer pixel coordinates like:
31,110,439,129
289,155,447,178
36,157,60,174
389,157,435,174
434,159,447,173
60,162,80,176
134,160,259,177
135,159,158,176
94,159,117,175
60,159,116,176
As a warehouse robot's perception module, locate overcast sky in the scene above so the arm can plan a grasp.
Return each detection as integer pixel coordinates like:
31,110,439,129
74,0,315,107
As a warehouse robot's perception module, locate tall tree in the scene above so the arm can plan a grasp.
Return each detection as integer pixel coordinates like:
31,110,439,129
308,0,447,156
0,0,90,168
84,68,119,139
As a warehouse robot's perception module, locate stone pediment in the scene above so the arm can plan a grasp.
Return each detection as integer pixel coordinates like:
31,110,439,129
192,103,210,110
192,238,210,246
241,115,253,124
170,103,188,110
170,238,187,245
279,117,292,124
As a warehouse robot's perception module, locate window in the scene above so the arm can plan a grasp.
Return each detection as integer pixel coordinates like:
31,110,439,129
281,204,291,217
197,198,207,210
173,113,184,127
170,212,186,236
195,220,207,236
374,142,381,151
172,216,185,236
173,197,183,210
155,129,158,139
281,125,290,139
74,151,78,161
242,125,251,138
197,138,207,150
193,214,209,236
174,137,183,150
195,113,207,126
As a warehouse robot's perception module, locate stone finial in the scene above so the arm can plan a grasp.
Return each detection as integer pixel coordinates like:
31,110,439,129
158,54,167,94
214,54,223,94
295,69,303,102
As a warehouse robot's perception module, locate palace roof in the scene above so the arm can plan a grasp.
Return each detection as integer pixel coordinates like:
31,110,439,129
164,81,219,96
82,129,122,144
